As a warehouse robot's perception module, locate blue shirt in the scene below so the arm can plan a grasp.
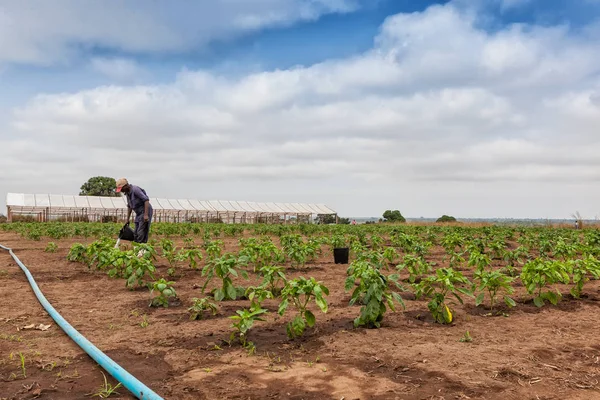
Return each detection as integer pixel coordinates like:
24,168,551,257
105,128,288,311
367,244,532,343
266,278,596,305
126,185,153,218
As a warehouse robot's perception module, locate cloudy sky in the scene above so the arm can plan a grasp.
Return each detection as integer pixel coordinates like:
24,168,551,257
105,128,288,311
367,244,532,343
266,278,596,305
1,0,600,219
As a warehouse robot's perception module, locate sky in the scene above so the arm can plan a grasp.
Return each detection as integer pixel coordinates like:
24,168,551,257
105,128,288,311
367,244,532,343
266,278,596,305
1,0,600,220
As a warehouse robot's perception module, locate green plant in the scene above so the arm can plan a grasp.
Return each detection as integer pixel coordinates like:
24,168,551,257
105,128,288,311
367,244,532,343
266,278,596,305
19,352,26,378
468,251,492,272
45,242,58,253
229,305,268,354
520,259,570,307
201,254,249,301
149,278,177,307
278,277,329,339
257,265,287,295
569,255,600,298
397,254,432,283
473,269,516,311
176,248,203,269
89,371,122,398
345,260,405,328
459,331,473,343
67,243,88,263
160,238,178,268
204,240,224,260
382,247,399,265
188,297,219,320
124,255,156,288
329,234,347,250
414,268,473,324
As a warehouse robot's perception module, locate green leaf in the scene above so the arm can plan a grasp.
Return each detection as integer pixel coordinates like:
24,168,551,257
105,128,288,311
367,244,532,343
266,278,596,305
305,310,316,327
315,296,328,313
214,289,225,302
278,299,289,316
533,296,544,308
504,295,516,308
475,293,485,307
225,281,237,300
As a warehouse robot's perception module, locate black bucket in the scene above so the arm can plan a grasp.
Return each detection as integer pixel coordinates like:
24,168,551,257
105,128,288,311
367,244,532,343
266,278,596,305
119,224,135,242
333,248,349,264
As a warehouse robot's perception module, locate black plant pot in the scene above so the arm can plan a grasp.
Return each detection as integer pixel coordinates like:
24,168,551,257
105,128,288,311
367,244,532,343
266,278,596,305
333,247,349,264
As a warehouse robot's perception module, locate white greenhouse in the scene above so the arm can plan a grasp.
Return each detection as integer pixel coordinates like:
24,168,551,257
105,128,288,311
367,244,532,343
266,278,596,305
5,193,337,224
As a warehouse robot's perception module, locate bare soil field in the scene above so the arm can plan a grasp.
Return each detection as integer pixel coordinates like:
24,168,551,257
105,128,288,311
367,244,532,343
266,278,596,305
1,231,600,400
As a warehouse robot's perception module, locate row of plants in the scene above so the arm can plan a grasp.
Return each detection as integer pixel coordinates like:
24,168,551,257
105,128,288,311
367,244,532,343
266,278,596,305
63,228,600,357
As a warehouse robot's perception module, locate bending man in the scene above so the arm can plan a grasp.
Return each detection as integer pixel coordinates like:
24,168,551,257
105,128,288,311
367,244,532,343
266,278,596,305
115,178,153,243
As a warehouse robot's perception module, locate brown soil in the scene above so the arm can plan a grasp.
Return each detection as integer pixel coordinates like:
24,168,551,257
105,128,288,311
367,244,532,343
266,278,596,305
1,232,600,400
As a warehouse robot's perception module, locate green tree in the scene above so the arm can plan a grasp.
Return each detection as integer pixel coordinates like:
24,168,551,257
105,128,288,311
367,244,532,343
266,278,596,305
80,177,119,197
382,210,406,223
436,215,457,223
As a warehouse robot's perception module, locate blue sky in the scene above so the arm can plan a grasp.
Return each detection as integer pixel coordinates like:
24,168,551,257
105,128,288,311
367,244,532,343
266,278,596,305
2,0,600,219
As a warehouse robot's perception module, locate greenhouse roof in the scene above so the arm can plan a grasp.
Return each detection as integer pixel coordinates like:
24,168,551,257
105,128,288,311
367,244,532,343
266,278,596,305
6,193,337,215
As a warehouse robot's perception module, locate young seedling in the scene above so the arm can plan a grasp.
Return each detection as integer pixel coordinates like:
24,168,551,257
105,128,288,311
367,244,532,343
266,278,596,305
188,297,219,320
45,242,58,253
459,331,473,343
229,305,268,354
149,279,177,307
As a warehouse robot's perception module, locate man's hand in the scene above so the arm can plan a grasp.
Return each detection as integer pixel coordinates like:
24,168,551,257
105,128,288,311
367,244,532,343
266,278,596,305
144,214,149,222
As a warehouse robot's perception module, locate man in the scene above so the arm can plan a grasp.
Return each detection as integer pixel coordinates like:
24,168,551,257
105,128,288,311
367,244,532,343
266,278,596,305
115,178,153,243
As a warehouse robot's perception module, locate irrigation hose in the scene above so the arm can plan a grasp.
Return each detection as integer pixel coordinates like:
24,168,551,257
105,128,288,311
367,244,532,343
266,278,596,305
0,243,164,400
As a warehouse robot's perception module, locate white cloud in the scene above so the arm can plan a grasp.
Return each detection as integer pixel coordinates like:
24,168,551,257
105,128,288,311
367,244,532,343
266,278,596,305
0,0,358,66
2,1,600,218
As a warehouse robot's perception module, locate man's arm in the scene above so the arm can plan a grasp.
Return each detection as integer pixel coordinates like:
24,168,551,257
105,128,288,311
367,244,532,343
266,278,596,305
127,207,132,223
143,201,150,222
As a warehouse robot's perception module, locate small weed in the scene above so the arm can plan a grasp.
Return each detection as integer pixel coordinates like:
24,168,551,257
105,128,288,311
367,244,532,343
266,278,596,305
140,315,149,328
459,331,473,343
89,372,122,398
203,368,212,373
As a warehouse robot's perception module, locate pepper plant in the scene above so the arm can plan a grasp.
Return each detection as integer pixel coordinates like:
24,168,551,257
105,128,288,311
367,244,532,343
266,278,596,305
201,253,248,301
569,255,600,298
520,259,570,307
345,260,405,328
257,265,287,296
414,268,473,324
473,269,516,311
278,277,329,339
149,278,177,307
176,248,203,269
188,297,218,320
229,305,268,354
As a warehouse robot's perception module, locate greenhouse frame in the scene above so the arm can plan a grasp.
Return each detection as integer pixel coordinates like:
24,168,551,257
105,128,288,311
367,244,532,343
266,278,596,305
5,193,337,224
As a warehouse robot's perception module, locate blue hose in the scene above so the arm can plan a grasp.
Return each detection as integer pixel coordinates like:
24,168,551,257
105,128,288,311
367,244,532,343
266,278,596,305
0,243,164,400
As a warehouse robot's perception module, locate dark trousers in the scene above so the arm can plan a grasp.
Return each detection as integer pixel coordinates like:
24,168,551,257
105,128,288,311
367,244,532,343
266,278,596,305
134,218,151,243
